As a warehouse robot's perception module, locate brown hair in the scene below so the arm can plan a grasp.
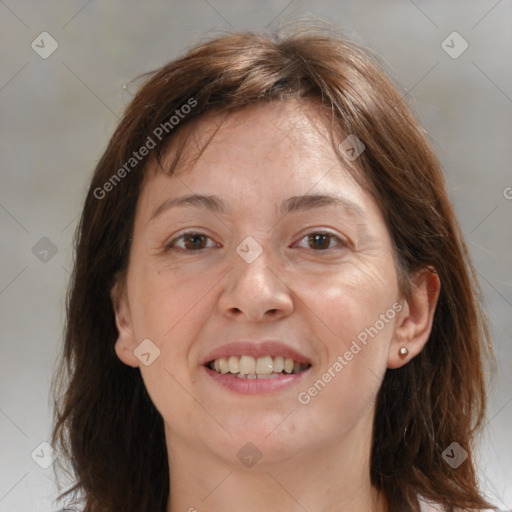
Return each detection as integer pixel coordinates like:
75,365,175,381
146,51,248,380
51,25,495,512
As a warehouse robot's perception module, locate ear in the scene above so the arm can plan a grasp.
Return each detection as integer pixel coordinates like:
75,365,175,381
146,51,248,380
388,268,440,369
111,281,140,368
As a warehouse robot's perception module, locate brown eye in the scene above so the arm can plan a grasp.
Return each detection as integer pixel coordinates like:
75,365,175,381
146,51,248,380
167,232,218,251
183,234,208,250
295,232,346,251
307,233,332,250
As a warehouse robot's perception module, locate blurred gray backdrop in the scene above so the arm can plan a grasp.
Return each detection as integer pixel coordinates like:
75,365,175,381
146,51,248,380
1,1,511,511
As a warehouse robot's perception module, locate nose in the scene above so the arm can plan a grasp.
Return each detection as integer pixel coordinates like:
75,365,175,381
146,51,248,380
217,249,294,322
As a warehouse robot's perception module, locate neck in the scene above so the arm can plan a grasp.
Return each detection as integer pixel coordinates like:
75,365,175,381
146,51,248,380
165,410,388,512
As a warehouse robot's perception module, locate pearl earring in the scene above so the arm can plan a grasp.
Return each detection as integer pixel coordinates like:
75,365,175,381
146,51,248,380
398,347,409,357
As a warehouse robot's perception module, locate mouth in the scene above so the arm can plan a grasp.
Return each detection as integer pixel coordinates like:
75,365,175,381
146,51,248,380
206,355,311,379
201,340,312,394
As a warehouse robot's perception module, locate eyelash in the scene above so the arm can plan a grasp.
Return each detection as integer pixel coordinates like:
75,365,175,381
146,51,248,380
165,231,347,252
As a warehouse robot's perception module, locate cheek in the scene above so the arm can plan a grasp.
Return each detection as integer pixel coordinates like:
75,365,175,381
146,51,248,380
294,266,398,430
126,262,219,431
295,259,399,349
128,260,220,342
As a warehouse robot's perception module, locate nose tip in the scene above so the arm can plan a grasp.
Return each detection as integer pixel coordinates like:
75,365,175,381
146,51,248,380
218,252,294,322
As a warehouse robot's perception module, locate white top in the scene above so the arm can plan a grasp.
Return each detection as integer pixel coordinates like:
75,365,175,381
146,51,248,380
419,499,505,512
57,505,506,512
419,501,441,511
56,500,507,511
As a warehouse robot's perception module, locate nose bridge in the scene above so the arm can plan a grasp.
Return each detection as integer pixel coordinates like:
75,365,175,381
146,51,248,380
233,238,281,294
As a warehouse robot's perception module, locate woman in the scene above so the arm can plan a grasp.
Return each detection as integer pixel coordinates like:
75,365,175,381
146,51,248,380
51,26,497,512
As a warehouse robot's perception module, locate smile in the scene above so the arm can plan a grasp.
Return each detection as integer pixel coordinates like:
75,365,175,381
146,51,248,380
207,355,311,379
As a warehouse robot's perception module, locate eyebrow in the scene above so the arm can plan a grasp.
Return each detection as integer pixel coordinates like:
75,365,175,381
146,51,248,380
150,193,366,221
280,194,366,219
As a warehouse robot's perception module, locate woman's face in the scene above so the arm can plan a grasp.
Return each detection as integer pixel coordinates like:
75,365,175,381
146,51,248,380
114,101,406,466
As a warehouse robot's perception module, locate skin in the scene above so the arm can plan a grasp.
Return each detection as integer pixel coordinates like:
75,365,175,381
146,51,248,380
112,101,440,512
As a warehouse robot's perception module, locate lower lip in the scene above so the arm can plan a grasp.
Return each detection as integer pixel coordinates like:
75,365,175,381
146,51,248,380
204,367,311,394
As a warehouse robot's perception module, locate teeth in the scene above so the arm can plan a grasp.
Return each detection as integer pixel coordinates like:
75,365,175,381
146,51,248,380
239,355,256,375
255,355,273,374
208,355,309,377
219,357,229,374
284,357,294,374
256,373,280,379
228,356,240,373
273,355,284,373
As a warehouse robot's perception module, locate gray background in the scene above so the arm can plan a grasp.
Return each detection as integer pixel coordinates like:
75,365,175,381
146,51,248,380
0,1,511,511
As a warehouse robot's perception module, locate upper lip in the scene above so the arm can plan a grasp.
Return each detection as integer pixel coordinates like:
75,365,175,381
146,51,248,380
201,340,312,366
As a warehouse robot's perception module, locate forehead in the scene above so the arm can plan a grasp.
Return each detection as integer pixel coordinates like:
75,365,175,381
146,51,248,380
137,100,375,221
166,100,338,172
